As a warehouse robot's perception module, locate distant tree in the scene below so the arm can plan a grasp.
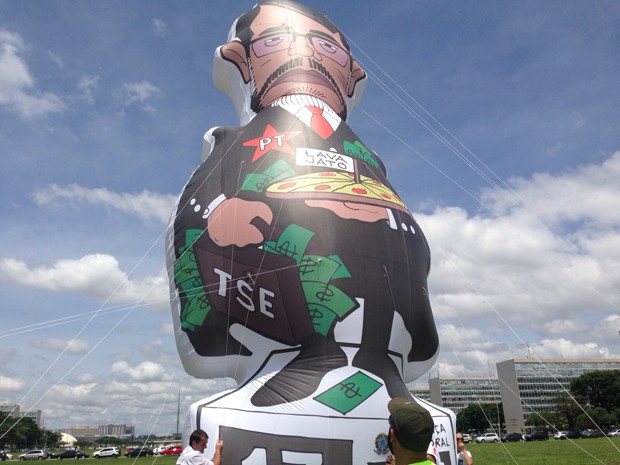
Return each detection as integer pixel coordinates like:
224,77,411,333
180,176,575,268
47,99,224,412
0,413,62,450
457,403,504,434
575,407,614,431
95,436,123,446
553,392,583,430
44,431,62,449
0,412,17,449
570,370,620,411
12,417,43,449
525,411,556,430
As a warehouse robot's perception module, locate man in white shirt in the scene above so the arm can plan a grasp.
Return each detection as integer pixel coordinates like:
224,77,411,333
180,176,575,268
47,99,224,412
176,429,223,465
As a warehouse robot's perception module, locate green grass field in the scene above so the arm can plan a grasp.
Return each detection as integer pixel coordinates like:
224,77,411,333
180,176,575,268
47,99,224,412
466,437,620,465
20,438,620,465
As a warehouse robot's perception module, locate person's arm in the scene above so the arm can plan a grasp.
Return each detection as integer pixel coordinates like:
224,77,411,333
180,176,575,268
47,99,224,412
463,450,473,465
211,440,223,465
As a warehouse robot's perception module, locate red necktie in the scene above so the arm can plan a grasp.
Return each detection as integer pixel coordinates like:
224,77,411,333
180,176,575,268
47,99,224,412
307,106,334,139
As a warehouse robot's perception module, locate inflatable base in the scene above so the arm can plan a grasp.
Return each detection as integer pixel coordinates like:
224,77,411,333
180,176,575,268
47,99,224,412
181,347,456,465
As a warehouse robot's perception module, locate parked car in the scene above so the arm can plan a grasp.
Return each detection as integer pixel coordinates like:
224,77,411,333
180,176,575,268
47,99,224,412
55,450,88,460
608,429,620,437
93,447,120,458
461,434,472,444
161,445,183,456
476,433,499,443
501,432,523,442
582,429,605,438
524,431,548,441
19,450,49,460
93,447,121,459
129,448,154,457
124,448,134,457
1,451,13,460
554,430,580,440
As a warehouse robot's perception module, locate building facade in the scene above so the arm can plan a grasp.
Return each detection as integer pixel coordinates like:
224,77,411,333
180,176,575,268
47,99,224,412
428,376,501,415
0,402,19,417
410,386,431,402
0,402,42,427
497,358,620,433
98,423,135,438
64,426,100,438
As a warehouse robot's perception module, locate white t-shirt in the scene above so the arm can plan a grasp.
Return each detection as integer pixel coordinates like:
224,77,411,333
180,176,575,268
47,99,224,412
457,450,472,465
176,447,213,465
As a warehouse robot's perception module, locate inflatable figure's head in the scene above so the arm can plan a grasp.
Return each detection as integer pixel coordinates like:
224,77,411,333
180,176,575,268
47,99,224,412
214,0,367,125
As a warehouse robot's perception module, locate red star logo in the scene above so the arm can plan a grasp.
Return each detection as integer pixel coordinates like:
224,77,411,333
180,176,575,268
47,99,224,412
243,124,301,162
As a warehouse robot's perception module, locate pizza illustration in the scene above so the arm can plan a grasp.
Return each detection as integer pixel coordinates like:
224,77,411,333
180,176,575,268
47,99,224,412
265,171,409,213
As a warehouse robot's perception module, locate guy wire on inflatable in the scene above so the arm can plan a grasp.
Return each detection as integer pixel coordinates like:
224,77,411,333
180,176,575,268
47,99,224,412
166,1,457,464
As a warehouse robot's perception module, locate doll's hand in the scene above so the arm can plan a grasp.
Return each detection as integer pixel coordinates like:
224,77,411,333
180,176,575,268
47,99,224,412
208,198,273,246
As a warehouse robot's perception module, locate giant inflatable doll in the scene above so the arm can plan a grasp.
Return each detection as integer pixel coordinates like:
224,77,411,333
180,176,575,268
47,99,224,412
166,2,456,464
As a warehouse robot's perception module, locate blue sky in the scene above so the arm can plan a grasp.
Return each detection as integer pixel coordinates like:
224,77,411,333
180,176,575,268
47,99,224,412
1,0,619,435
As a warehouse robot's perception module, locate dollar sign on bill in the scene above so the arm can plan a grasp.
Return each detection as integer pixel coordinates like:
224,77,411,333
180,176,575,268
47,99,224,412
256,178,270,191
309,307,324,322
339,381,362,399
316,285,334,303
195,294,211,310
299,257,319,275
277,240,298,259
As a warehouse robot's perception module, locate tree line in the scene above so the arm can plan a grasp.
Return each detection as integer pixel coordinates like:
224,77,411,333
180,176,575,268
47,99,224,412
0,413,61,450
0,412,179,451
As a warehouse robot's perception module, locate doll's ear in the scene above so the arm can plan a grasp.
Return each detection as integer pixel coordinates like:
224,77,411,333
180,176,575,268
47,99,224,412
219,41,251,83
347,59,366,98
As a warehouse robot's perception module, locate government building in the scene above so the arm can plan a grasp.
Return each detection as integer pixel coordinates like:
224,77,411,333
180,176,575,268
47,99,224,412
497,358,620,432
423,358,620,432
428,376,501,415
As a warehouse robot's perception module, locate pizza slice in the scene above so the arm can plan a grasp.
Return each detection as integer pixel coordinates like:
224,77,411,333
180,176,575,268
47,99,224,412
265,171,409,213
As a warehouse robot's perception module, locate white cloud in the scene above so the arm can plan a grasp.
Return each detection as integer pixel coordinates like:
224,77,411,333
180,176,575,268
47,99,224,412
536,338,610,359
77,75,99,103
36,364,233,434
482,151,620,227
31,337,92,354
0,29,65,117
420,151,620,375
33,183,176,225
152,19,167,38
76,373,96,383
123,80,160,112
0,254,168,305
562,110,585,131
111,360,166,381
595,313,620,340
49,383,98,405
426,153,620,312
0,375,25,391
47,50,64,69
